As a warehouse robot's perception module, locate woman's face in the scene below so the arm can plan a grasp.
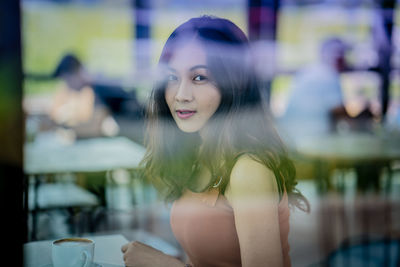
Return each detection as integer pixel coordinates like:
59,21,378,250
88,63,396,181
164,41,221,133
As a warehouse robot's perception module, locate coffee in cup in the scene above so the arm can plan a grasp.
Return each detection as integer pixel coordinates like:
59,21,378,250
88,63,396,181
52,237,94,267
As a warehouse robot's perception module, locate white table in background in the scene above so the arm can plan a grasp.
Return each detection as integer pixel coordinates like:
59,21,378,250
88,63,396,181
291,132,400,193
24,135,146,175
23,135,146,240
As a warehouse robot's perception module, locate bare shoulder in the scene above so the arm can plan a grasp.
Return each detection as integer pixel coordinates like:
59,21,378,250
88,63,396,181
225,154,279,202
81,86,95,96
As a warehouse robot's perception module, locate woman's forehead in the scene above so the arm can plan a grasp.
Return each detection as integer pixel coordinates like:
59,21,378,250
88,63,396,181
167,41,207,71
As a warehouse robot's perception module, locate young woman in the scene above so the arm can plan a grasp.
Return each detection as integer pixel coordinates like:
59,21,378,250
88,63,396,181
122,16,309,267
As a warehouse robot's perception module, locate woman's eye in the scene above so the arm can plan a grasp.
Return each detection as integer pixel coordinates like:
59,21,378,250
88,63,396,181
167,74,178,82
193,75,207,82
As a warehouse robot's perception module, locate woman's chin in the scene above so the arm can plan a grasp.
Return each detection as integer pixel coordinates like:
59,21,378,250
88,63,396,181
177,126,200,133
175,122,202,133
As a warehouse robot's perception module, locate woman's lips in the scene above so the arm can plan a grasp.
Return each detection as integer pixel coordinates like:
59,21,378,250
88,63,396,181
176,109,196,119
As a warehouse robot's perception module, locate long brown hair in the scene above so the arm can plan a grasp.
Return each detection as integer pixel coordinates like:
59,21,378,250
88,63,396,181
141,16,309,212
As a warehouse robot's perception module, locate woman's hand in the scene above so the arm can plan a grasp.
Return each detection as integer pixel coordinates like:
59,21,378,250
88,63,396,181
121,241,184,267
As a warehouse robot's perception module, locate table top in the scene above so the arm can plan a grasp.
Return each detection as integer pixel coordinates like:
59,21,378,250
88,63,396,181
24,232,181,267
24,234,128,267
24,134,146,175
291,132,400,163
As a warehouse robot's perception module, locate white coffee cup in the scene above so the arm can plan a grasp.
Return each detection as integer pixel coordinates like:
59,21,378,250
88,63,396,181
52,237,95,267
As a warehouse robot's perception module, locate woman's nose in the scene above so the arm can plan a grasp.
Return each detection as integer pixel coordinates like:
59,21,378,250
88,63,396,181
175,81,194,102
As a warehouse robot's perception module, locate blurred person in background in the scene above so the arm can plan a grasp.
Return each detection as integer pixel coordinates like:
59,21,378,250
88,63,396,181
279,37,374,144
121,16,309,267
50,53,120,139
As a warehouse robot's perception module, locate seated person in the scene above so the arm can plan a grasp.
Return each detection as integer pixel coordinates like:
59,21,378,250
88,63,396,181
50,53,119,138
279,37,373,143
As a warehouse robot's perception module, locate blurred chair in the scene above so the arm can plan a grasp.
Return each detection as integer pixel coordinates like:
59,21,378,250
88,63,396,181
324,236,400,267
314,192,400,267
28,173,100,240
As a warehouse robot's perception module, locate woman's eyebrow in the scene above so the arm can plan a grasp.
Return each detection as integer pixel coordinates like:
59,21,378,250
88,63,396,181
189,65,208,71
166,66,177,73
